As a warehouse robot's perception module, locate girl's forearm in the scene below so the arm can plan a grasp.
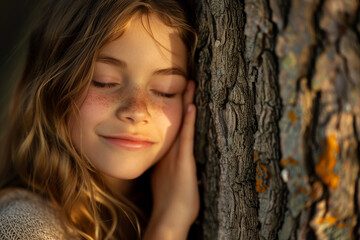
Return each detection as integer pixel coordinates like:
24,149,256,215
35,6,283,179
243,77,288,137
143,214,190,240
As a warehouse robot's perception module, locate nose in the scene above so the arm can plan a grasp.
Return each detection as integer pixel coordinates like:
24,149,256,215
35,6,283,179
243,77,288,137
116,90,150,125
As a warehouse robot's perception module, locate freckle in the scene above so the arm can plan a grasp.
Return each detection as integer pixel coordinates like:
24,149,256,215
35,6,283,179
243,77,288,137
85,92,117,108
118,88,164,114
147,98,164,115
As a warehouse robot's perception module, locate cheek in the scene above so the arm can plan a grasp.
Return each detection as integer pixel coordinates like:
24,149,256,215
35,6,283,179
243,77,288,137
77,90,124,125
81,89,118,110
158,102,183,140
69,91,117,139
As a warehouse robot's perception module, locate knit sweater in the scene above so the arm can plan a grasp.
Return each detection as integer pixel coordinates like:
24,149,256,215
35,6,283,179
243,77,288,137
0,189,68,239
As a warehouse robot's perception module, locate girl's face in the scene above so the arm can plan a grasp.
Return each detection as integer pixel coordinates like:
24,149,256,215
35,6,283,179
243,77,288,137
69,14,187,180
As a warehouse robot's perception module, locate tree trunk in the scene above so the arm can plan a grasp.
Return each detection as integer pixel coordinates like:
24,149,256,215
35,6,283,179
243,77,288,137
194,0,360,239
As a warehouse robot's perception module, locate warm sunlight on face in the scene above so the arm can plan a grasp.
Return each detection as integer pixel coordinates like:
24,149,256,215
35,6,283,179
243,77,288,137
69,14,187,180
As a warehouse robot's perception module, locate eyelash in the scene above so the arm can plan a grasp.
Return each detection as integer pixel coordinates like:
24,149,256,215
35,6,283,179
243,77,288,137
92,81,175,98
92,81,118,88
153,91,176,98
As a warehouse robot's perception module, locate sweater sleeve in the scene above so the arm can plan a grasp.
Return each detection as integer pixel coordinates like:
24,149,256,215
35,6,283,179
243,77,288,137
0,189,68,240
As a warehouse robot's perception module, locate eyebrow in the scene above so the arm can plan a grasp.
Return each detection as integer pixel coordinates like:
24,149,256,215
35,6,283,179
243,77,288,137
153,67,187,78
97,54,187,78
97,55,127,69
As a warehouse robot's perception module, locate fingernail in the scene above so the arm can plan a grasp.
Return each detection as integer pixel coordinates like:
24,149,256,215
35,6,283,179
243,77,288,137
187,104,194,112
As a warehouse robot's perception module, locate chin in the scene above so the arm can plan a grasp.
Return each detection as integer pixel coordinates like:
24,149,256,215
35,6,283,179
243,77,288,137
103,167,147,180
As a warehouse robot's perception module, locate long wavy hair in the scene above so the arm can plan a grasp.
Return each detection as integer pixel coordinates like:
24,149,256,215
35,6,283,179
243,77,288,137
0,0,197,239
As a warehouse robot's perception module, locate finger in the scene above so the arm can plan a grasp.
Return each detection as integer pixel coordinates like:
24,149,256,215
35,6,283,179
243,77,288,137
179,104,196,159
183,80,195,110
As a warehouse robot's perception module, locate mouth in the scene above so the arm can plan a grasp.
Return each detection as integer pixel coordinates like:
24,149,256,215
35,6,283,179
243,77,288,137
101,134,154,150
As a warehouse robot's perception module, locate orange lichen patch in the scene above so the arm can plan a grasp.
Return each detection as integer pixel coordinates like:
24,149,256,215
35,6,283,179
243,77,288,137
315,135,340,189
288,110,298,123
337,222,348,228
317,215,339,226
253,151,259,162
297,186,308,194
310,181,323,200
256,163,268,193
280,157,299,168
294,186,308,198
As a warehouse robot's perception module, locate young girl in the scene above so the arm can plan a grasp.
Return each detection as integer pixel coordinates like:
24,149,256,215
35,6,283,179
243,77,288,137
0,0,199,239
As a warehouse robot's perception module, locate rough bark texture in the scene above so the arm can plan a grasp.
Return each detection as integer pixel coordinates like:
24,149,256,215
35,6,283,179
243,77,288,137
194,1,259,239
194,0,360,239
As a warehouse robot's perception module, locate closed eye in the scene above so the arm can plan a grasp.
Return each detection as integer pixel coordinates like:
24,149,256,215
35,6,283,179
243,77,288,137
152,90,176,98
92,81,118,88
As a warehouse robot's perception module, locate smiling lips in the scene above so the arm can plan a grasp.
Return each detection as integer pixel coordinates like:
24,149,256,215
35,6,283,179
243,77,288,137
102,135,154,150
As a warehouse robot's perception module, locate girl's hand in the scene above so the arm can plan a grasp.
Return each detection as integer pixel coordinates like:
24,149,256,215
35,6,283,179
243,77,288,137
144,80,199,240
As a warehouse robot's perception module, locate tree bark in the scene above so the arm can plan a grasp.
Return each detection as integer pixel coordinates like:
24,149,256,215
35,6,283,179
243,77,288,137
194,0,259,239
194,0,360,239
